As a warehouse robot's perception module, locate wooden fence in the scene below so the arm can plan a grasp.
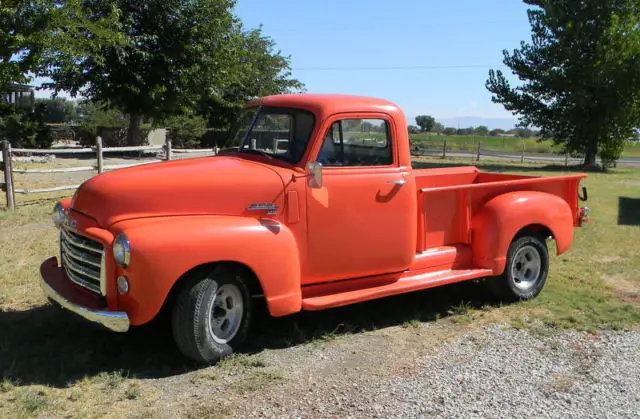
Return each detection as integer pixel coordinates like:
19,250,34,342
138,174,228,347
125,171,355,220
410,139,579,166
1,137,217,211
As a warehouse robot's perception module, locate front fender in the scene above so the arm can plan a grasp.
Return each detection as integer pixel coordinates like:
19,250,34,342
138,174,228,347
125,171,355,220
471,191,574,274
111,215,301,325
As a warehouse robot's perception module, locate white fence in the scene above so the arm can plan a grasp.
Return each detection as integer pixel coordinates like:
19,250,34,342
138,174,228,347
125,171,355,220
1,138,217,211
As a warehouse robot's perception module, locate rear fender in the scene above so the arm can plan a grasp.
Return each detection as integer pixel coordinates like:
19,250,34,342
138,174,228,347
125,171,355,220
111,215,301,325
471,191,574,274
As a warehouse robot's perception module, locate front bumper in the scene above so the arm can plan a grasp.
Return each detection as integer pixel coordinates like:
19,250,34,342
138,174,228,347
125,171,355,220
40,257,130,332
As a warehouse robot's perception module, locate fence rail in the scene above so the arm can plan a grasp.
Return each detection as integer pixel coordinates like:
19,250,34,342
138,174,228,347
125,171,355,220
1,137,595,211
1,137,217,211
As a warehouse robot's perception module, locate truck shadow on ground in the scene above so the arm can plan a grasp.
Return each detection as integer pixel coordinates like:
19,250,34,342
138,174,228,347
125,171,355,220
0,279,500,388
618,197,640,226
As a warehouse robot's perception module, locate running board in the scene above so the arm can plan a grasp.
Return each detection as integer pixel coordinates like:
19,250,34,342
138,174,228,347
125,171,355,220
301,268,493,311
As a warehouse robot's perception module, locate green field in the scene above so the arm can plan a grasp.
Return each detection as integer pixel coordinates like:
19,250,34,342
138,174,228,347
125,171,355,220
410,134,640,157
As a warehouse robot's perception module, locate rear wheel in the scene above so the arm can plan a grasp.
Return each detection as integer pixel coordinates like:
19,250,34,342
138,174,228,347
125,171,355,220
171,266,252,364
486,233,549,302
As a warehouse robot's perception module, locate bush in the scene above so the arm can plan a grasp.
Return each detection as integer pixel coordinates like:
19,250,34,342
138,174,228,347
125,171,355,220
200,128,231,148
0,102,53,149
163,115,206,148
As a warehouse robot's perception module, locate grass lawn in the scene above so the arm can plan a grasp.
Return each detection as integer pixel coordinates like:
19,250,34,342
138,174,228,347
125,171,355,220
410,134,640,157
0,157,638,417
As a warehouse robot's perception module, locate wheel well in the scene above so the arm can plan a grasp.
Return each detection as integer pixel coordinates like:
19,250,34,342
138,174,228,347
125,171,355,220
161,261,265,315
515,224,553,241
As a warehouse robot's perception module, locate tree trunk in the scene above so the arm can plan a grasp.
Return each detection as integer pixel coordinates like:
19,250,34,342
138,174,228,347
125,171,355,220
583,140,598,167
127,113,143,146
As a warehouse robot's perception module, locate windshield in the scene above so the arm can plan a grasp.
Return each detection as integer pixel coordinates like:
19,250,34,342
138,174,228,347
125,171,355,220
227,106,315,164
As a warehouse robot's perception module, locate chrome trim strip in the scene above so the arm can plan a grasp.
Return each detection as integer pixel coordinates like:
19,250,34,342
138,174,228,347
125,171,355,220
61,228,103,254
100,252,107,296
40,275,129,332
63,263,101,294
61,240,101,268
62,252,101,282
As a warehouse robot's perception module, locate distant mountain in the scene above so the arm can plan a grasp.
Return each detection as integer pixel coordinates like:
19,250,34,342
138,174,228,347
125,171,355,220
435,116,519,131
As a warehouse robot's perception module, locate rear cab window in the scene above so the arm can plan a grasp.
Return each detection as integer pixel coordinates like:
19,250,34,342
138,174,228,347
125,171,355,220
317,118,393,167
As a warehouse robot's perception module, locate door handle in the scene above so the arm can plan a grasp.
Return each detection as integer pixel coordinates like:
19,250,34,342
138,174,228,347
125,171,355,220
387,179,406,186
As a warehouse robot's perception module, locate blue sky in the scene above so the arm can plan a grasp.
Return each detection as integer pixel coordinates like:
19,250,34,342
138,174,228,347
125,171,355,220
34,0,535,129
234,0,533,129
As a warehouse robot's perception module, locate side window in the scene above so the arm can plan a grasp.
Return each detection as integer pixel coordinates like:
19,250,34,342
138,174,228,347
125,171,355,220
317,118,393,166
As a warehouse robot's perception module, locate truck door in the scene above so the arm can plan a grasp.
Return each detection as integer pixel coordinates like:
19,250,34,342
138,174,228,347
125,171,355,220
304,114,416,284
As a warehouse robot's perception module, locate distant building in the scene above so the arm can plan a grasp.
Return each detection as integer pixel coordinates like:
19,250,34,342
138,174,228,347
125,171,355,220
1,83,35,108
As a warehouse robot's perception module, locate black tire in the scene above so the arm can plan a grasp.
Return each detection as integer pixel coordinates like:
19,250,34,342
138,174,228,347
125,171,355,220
171,265,252,364
485,233,549,302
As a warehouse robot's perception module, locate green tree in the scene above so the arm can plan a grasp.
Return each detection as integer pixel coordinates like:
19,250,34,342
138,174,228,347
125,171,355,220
490,128,506,136
36,98,74,123
443,127,457,135
415,115,435,132
198,24,304,129
486,0,640,167
433,122,444,135
1,1,121,92
42,0,303,145
457,127,475,136
474,125,489,136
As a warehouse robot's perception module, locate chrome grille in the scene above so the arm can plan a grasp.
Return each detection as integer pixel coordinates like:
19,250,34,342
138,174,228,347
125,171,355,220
60,227,104,294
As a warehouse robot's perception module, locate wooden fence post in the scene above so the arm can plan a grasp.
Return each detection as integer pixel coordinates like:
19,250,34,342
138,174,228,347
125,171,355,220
521,140,525,164
165,138,172,161
96,136,104,173
442,140,447,159
565,152,569,167
2,141,15,211
272,138,279,153
476,141,481,161
250,138,257,150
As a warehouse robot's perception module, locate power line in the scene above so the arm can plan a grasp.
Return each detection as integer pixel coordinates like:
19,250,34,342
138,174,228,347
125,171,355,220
263,20,508,33
292,64,508,71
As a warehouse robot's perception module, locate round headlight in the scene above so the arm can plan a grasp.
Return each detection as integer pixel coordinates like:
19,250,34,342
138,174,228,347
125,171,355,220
52,202,65,228
113,233,131,268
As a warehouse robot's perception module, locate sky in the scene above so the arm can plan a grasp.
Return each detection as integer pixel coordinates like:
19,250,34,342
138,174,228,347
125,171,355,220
233,0,533,129
34,0,535,130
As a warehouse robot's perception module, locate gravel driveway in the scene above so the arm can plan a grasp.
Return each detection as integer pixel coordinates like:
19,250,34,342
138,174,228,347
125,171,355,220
146,322,639,418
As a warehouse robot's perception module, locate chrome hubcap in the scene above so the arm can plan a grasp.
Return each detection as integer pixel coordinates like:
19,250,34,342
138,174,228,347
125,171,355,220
209,283,244,344
511,245,542,291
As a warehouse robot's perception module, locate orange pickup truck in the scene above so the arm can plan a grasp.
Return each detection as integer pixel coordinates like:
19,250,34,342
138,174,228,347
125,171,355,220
41,94,590,363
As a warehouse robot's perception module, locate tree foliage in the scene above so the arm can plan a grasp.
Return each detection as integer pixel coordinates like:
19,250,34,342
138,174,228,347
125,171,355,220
40,0,304,145
0,102,53,148
415,115,436,132
486,0,640,167
36,98,74,123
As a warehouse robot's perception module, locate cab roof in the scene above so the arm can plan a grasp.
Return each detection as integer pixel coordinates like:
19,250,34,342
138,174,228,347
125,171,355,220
246,93,404,120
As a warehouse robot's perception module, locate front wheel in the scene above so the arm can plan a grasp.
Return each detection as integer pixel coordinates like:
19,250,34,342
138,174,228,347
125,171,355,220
486,234,549,302
171,266,252,364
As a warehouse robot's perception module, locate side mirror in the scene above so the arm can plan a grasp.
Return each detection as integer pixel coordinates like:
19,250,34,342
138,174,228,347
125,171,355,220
306,161,323,188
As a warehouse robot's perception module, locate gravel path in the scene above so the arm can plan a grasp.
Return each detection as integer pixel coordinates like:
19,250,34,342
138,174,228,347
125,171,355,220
218,324,640,419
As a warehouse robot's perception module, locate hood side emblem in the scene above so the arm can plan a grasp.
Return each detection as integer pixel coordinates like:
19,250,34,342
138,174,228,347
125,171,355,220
246,203,279,215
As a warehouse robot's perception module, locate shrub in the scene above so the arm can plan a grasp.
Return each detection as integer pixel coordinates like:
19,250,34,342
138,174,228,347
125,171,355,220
0,102,53,149
163,115,206,149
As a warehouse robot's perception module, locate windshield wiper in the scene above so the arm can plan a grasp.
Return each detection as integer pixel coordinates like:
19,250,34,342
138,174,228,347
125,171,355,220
240,148,274,159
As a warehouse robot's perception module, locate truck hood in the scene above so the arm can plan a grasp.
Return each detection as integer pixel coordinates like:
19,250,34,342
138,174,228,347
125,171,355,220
71,156,286,227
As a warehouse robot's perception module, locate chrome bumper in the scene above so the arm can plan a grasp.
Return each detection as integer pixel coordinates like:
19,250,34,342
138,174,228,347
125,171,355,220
40,267,130,333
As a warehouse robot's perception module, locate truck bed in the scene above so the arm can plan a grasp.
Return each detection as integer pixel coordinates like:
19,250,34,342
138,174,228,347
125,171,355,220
413,166,586,252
